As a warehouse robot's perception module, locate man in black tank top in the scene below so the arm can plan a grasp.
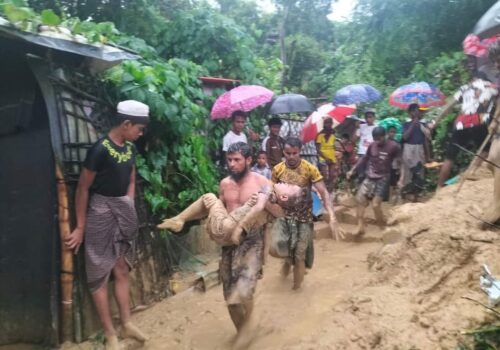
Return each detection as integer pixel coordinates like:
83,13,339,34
65,100,149,349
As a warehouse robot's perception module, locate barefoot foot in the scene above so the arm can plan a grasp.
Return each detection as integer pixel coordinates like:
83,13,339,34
105,335,121,350
157,217,184,232
122,322,148,342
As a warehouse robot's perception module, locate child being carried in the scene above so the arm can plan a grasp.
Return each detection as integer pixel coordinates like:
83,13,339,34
157,183,302,245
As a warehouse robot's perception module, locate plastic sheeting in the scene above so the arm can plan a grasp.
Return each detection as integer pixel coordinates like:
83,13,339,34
0,23,139,63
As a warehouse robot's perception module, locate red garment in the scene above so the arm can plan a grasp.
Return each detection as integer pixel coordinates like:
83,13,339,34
455,113,482,130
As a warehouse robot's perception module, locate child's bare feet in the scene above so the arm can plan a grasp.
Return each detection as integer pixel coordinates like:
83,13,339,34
105,335,121,350
157,217,184,232
121,322,148,342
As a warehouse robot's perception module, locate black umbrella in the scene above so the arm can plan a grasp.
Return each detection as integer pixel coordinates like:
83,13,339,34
473,1,500,39
268,93,314,114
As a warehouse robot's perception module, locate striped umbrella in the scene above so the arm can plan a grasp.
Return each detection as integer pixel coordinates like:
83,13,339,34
389,82,445,109
300,104,356,143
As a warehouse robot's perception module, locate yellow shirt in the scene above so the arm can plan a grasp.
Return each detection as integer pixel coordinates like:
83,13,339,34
315,132,336,162
272,160,323,222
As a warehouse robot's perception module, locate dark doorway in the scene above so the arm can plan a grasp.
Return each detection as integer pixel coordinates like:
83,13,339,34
0,47,58,345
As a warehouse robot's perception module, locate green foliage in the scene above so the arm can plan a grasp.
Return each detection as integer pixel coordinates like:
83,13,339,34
458,324,500,350
285,34,328,94
255,56,283,92
2,0,38,31
106,57,219,214
40,8,59,25
159,9,258,81
273,0,334,45
1,1,219,217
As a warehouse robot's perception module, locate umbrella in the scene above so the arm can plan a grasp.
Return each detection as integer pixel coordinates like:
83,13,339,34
332,84,382,105
463,33,498,58
389,82,446,109
210,85,274,120
473,1,500,39
378,117,403,142
300,104,356,143
268,93,314,114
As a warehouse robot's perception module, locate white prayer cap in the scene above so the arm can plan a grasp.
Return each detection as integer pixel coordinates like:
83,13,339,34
117,100,149,117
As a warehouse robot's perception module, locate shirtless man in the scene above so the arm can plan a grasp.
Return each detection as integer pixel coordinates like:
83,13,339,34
218,142,277,331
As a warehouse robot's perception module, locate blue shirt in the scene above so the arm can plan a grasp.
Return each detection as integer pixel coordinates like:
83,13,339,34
403,121,425,145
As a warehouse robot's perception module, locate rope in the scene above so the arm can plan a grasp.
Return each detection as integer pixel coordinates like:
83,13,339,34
452,143,500,169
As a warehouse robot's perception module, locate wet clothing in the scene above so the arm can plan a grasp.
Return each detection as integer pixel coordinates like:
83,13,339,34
358,140,401,179
220,228,264,304
84,137,136,197
272,160,323,223
84,193,138,292
262,135,285,168
271,160,321,271
223,130,247,152
357,176,390,203
203,194,272,246
270,218,314,268
316,132,336,163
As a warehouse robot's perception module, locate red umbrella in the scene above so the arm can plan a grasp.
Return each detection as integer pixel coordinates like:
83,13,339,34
210,85,274,120
300,104,356,143
463,33,499,58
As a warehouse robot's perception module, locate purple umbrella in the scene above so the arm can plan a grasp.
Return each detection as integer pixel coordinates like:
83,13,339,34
332,84,382,105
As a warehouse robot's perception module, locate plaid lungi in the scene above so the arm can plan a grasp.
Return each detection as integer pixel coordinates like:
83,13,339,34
84,193,138,292
219,227,264,305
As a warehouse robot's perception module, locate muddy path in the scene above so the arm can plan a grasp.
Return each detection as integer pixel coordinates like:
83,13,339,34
109,219,382,350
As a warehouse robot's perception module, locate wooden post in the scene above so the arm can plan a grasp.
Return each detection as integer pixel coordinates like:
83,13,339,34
55,164,74,341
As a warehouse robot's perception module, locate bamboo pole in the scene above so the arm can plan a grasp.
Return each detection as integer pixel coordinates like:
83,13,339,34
55,164,74,342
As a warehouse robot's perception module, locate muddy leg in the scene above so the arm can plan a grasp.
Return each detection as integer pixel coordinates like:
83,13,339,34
437,159,453,188
292,239,308,290
157,194,213,231
480,168,500,228
281,258,292,278
354,201,368,237
228,304,246,332
372,196,386,228
292,261,306,290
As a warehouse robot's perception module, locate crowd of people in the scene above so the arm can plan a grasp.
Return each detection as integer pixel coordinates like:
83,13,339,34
64,38,500,349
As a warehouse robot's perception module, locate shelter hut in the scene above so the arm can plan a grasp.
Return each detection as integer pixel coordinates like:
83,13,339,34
0,21,169,346
199,76,240,96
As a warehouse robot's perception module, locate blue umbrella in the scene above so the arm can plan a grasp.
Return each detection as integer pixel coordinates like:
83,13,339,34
333,84,383,105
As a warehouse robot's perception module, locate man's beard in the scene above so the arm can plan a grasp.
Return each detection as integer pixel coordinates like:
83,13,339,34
229,166,249,182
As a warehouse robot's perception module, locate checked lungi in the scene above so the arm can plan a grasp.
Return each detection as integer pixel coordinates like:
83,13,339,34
84,193,138,292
